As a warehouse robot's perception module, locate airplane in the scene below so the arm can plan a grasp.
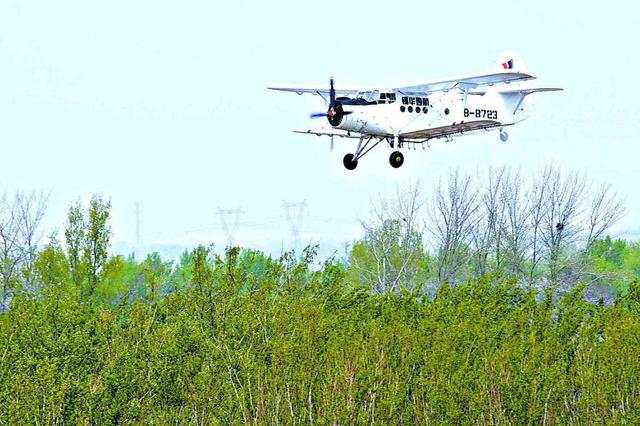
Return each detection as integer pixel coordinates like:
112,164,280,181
268,54,562,170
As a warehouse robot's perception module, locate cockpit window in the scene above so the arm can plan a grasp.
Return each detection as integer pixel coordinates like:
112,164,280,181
380,93,386,100
388,93,396,101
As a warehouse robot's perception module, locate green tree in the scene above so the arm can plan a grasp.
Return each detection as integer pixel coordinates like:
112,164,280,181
350,219,430,294
82,196,111,293
34,242,70,293
64,201,85,287
141,252,172,302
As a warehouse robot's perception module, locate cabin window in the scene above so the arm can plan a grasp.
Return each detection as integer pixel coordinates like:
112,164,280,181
423,98,429,106
380,93,386,100
402,96,408,105
416,98,423,106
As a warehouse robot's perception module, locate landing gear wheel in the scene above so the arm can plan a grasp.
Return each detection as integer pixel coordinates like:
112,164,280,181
343,153,358,170
500,130,509,142
389,151,404,168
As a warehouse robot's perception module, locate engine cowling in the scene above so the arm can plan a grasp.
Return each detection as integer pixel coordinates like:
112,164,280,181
324,78,386,135
329,107,387,135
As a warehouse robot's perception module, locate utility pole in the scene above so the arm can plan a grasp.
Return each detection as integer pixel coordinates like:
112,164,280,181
282,200,307,250
217,207,244,248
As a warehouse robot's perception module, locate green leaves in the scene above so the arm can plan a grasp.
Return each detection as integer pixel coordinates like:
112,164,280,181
2,257,639,423
83,196,111,291
64,196,111,297
2,228,640,423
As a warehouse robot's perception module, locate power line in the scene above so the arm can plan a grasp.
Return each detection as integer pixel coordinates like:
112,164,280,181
134,207,360,244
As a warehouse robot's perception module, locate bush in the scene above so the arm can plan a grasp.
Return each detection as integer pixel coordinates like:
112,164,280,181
1,248,639,423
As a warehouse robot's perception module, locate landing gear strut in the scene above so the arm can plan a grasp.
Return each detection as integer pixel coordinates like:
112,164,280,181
343,153,358,170
342,137,380,170
389,151,404,168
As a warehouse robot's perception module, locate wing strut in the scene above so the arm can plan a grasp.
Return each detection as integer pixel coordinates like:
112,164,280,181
354,136,380,161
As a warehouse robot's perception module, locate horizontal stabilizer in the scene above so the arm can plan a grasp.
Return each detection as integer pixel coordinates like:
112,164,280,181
470,87,563,96
500,87,563,95
492,87,563,114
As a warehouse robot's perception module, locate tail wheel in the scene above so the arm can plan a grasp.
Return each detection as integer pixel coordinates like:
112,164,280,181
343,153,358,170
389,151,404,168
500,130,509,142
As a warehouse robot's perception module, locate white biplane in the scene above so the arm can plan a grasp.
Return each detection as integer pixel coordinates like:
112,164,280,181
269,54,562,170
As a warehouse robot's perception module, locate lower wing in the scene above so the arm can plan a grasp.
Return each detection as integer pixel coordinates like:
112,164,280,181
293,121,504,142
293,128,362,139
400,120,504,141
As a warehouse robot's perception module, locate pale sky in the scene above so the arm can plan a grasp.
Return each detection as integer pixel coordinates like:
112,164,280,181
1,0,638,258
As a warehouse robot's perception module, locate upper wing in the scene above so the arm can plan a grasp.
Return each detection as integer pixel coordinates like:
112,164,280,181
267,86,367,97
395,72,535,95
269,72,536,98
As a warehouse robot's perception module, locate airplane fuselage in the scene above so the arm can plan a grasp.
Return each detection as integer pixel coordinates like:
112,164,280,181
332,88,524,140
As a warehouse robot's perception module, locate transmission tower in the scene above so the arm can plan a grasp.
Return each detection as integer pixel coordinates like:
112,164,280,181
135,202,141,246
134,202,141,259
217,207,244,248
282,200,307,249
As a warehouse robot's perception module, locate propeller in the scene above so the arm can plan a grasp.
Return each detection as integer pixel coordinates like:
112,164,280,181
329,76,336,106
308,77,354,120
307,78,345,152
309,77,336,119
